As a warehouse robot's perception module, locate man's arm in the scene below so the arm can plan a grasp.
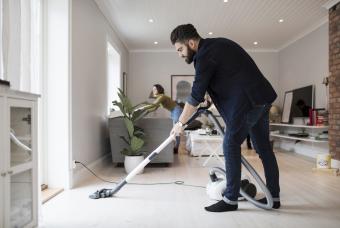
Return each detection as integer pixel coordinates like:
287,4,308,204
178,102,197,124
179,57,216,124
171,53,216,136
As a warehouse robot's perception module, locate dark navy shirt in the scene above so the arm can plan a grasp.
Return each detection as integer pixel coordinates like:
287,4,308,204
187,38,277,127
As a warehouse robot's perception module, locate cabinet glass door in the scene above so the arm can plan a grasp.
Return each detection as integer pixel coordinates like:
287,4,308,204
10,107,32,167
10,170,33,228
7,99,36,228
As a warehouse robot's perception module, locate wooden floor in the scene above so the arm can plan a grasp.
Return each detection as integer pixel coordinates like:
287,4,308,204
41,188,64,204
40,148,340,228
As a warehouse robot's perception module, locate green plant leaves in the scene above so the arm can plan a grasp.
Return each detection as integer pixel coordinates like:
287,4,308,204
134,130,145,137
119,136,129,145
131,136,144,152
117,88,133,115
121,148,132,156
132,109,147,121
112,100,125,116
133,126,144,137
124,118,134,138
112,88,148,156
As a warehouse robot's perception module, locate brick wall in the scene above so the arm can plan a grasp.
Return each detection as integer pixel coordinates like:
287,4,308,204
329,2,340,161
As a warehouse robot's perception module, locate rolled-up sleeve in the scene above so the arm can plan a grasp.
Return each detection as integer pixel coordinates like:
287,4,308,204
187,94,201,106
187,56,217,106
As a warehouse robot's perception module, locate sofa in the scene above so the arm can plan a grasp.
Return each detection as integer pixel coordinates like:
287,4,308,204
108,116,174,165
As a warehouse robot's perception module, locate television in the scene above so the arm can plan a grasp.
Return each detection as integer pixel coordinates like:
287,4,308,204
282,85,315,123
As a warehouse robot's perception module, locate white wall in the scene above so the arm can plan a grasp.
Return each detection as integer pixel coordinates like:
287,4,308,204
45,0,70,188
128,22,327,113
128,50,279,118
277,22,329,159
248,51,280,105
128,51,193,118
71,0,128,172
278,23,329,109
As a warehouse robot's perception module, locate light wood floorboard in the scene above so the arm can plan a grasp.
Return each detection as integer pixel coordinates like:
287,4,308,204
40,147,340,228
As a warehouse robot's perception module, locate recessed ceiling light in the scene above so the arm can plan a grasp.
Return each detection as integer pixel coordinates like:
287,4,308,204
253,41,258,45
223,0,228,2
154,41,158,44
148,19,154,23
279,19,284,23
208,32,213,35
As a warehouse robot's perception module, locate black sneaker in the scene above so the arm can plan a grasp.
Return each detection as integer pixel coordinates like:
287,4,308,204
173,147,178,154
258,197,281,209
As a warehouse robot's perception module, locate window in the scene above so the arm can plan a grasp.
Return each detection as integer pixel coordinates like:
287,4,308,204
107,41,121,115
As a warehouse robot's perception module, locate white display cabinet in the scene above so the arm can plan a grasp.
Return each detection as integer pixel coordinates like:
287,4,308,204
0,85,39,228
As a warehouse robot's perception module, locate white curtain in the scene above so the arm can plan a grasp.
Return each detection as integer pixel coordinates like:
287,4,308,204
0,0,3,80
3,0,21,88
0,0,9,81
2,0,10,83
0,0,40,93
30,0,41,94
20,0,31,91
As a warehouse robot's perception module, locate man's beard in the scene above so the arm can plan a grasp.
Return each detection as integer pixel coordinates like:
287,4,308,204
184,45,195,64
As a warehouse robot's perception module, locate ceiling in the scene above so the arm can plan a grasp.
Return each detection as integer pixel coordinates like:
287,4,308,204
95,0,329,51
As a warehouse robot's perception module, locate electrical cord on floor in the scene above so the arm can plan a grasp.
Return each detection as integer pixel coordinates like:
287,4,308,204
75,161,205,189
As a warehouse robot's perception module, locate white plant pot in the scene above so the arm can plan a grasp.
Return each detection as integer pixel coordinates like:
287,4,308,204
124,155,144,174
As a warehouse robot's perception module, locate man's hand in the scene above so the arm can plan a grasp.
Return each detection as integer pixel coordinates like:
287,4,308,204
170,102,198,136
170,122,184,136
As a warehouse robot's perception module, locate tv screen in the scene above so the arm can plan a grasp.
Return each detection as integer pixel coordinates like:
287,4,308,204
289,85,314,120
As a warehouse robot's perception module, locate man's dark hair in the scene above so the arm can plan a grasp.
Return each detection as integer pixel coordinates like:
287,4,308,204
153,84,165,94
170,24,201,45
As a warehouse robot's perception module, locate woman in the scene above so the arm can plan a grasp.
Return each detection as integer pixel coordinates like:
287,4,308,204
143,84,183,153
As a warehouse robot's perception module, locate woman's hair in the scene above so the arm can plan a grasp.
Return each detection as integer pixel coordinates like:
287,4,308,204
153,84,165,94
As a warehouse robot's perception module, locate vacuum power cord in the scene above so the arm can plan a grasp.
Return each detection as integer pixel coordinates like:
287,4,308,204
75,161,205,189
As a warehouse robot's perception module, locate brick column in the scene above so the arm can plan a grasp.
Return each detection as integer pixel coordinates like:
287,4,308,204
329,2,340,161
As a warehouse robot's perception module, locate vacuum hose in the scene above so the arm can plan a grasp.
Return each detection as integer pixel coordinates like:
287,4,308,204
202,108,273,210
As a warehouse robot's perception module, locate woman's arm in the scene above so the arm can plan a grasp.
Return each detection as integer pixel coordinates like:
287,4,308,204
141,95,164,112
142,103,159,112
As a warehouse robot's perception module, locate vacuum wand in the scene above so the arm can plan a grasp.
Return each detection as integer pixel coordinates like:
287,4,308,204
90,134,176,199
89,106,208,199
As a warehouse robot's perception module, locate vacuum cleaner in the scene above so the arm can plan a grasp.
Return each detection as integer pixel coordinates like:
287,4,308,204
90,106,274,210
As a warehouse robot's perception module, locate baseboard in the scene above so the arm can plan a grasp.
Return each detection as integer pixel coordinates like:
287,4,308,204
42,188,64,204
72,153,112,188
331,159,340,169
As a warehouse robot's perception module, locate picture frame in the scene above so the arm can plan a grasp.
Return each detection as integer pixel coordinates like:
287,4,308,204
281,91,293,123
170,75,194,104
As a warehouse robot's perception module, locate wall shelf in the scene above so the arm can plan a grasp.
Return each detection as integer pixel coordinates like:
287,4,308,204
270,133,328,143
270,123,328,129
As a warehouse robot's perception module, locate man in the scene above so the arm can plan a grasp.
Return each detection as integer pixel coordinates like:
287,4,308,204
170,24,280,212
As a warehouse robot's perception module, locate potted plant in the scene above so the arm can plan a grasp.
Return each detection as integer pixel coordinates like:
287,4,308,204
112,89,148,174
